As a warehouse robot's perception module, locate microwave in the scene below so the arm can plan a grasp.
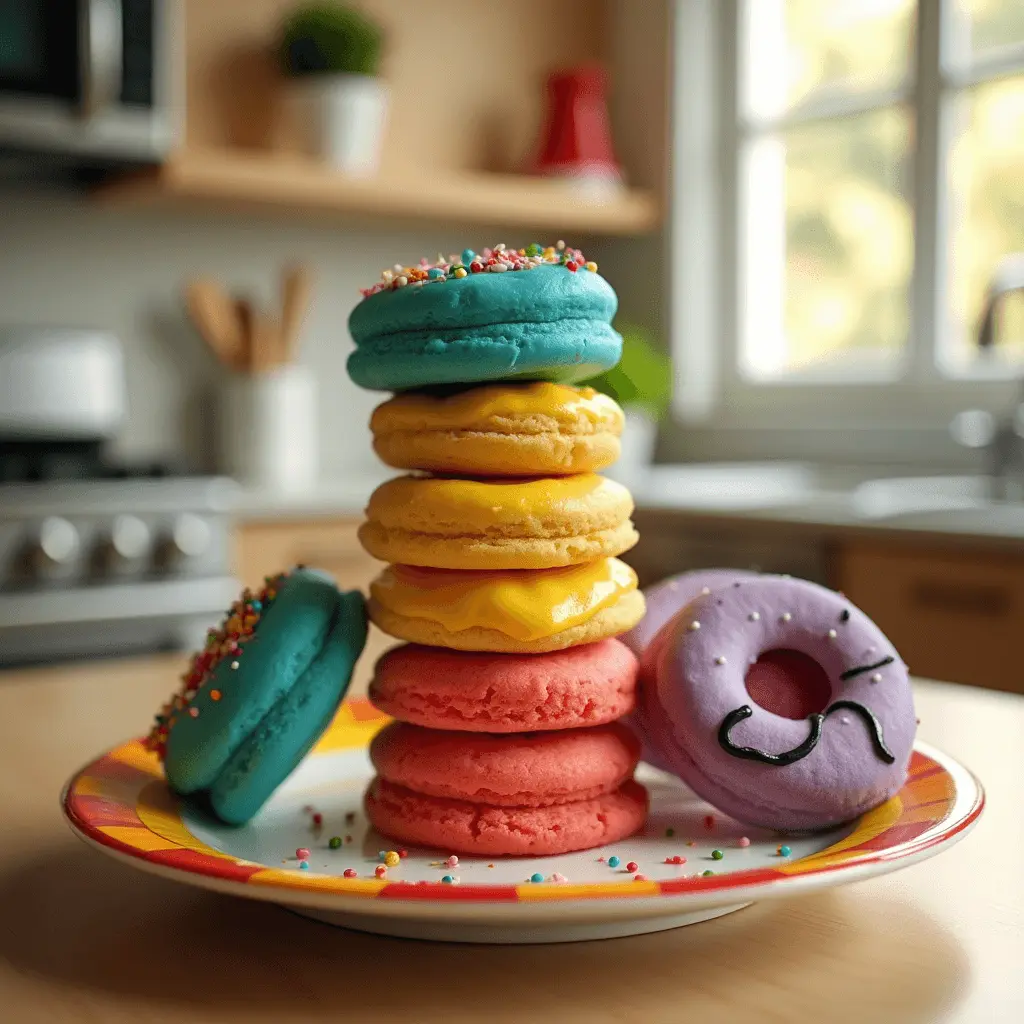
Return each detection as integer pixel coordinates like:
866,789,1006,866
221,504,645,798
0,0,178,171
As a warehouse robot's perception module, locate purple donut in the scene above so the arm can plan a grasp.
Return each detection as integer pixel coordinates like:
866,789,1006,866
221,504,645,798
624,570,755,771
621,569,758,657
643,576,916,831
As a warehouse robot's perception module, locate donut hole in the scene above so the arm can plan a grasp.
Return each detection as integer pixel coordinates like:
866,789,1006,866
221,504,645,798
744,649,832,720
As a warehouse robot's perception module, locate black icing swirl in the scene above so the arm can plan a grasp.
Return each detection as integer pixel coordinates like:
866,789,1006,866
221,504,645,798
840,656,895,681
718,700,896,766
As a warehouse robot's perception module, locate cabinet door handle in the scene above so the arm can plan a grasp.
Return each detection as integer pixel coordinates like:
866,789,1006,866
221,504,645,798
909,579,1012,617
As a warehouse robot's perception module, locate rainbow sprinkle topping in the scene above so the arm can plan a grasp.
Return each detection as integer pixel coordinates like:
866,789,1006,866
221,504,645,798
144,572,288,759
358,241,597,298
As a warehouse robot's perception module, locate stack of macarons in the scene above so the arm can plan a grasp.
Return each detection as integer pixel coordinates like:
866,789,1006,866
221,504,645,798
347,242,650,856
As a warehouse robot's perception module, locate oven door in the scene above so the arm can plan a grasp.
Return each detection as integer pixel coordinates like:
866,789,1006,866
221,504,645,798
0,0,177,163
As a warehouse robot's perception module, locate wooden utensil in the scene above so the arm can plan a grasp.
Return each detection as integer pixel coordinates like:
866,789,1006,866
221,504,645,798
236,297,280,375
184,279,246,370
279,264,314,365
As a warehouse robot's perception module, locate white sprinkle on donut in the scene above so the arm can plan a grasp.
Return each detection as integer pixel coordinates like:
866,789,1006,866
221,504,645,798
781,612,792,623
748,611,760,622
871,673,882,683
827,629,837,639
688,620,701,631
715,655,727,665
701,587,711,595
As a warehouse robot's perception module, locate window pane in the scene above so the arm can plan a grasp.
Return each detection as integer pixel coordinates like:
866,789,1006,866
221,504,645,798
744,0,915,119
946,75,1024,368
951,0,1024,59
741,107,913,379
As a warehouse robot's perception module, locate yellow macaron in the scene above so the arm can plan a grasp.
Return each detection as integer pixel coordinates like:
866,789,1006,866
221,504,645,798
369,382,624,477
359,473,638,570
368,557,646,654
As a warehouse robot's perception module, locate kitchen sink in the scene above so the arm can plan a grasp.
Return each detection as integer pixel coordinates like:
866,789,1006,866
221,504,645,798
850,475,1024,535
850,475,994,518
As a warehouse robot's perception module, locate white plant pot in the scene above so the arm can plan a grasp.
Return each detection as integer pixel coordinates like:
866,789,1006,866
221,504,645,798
220,364,318,493
292,74,388,176
605,407,658,489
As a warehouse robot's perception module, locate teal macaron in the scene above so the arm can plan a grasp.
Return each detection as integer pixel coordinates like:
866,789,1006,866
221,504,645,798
146,568,368,825
347,250,622,392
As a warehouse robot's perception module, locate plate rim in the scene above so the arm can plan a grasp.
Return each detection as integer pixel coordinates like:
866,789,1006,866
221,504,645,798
61,701,985,919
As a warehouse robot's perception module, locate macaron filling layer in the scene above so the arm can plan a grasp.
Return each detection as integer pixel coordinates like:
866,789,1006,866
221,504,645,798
364,473,632,537
369,558,638,642
370,382,624,436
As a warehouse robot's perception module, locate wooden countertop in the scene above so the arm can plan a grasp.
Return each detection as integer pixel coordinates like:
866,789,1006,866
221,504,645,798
0,655,1020,1023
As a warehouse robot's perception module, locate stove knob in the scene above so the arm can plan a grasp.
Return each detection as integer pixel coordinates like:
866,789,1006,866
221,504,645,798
31,517,80,576
108,514,151,565
172,514,211,559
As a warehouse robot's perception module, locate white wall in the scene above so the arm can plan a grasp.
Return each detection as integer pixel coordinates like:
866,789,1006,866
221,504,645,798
0,188,471,478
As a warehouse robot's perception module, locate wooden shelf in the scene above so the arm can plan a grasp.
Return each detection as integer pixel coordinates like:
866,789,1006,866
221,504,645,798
95,150,661,237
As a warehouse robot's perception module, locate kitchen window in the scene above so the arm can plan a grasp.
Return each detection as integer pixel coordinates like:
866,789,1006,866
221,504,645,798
672,0,1024,440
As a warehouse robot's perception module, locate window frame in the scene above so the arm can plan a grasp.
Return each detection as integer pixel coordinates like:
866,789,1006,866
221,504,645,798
670,0,1024,444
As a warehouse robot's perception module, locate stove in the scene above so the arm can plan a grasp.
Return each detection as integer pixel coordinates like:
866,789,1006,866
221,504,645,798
0,446,240,667
0,325,241,665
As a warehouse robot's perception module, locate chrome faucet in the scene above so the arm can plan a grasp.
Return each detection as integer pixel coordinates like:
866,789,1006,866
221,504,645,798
950,253,1024,500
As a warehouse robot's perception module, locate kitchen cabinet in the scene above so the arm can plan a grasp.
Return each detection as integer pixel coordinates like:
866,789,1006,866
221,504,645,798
836,541,1024,695
234,517,390,697
628,512,832,589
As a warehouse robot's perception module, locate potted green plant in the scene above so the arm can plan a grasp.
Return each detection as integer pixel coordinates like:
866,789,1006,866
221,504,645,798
279,4,387,175
584,324,672,486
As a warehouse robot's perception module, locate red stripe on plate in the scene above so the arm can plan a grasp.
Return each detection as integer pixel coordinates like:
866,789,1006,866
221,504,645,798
658,866,785,894
379,882,520,902
145,848,265,882
66,793,142,829
853,820,934,852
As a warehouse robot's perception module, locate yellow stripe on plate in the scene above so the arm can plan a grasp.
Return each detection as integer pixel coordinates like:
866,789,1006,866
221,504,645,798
312,705,390,754
99,825,179,852
134,781,238,860
249,869,386,896
108,740,163,776
72,775,108,798
516,880,661,901
777,795,904,875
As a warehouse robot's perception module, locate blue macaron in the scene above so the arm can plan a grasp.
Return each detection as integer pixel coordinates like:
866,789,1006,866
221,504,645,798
147,568,368,825
347,259,622,391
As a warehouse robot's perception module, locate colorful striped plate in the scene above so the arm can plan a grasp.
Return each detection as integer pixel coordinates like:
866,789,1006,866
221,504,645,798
62,699,983,943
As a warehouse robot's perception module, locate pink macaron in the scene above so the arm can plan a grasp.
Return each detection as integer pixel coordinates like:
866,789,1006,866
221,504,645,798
368,639,638,732
370,721,641,807
365,778,649,857
640,575,916,831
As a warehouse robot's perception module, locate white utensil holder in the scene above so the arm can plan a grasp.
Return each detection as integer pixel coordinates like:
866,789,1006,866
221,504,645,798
220,365,318,492
605,407,658,490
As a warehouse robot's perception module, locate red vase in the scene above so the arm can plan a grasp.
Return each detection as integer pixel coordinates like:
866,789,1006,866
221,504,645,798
534,65,621,182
